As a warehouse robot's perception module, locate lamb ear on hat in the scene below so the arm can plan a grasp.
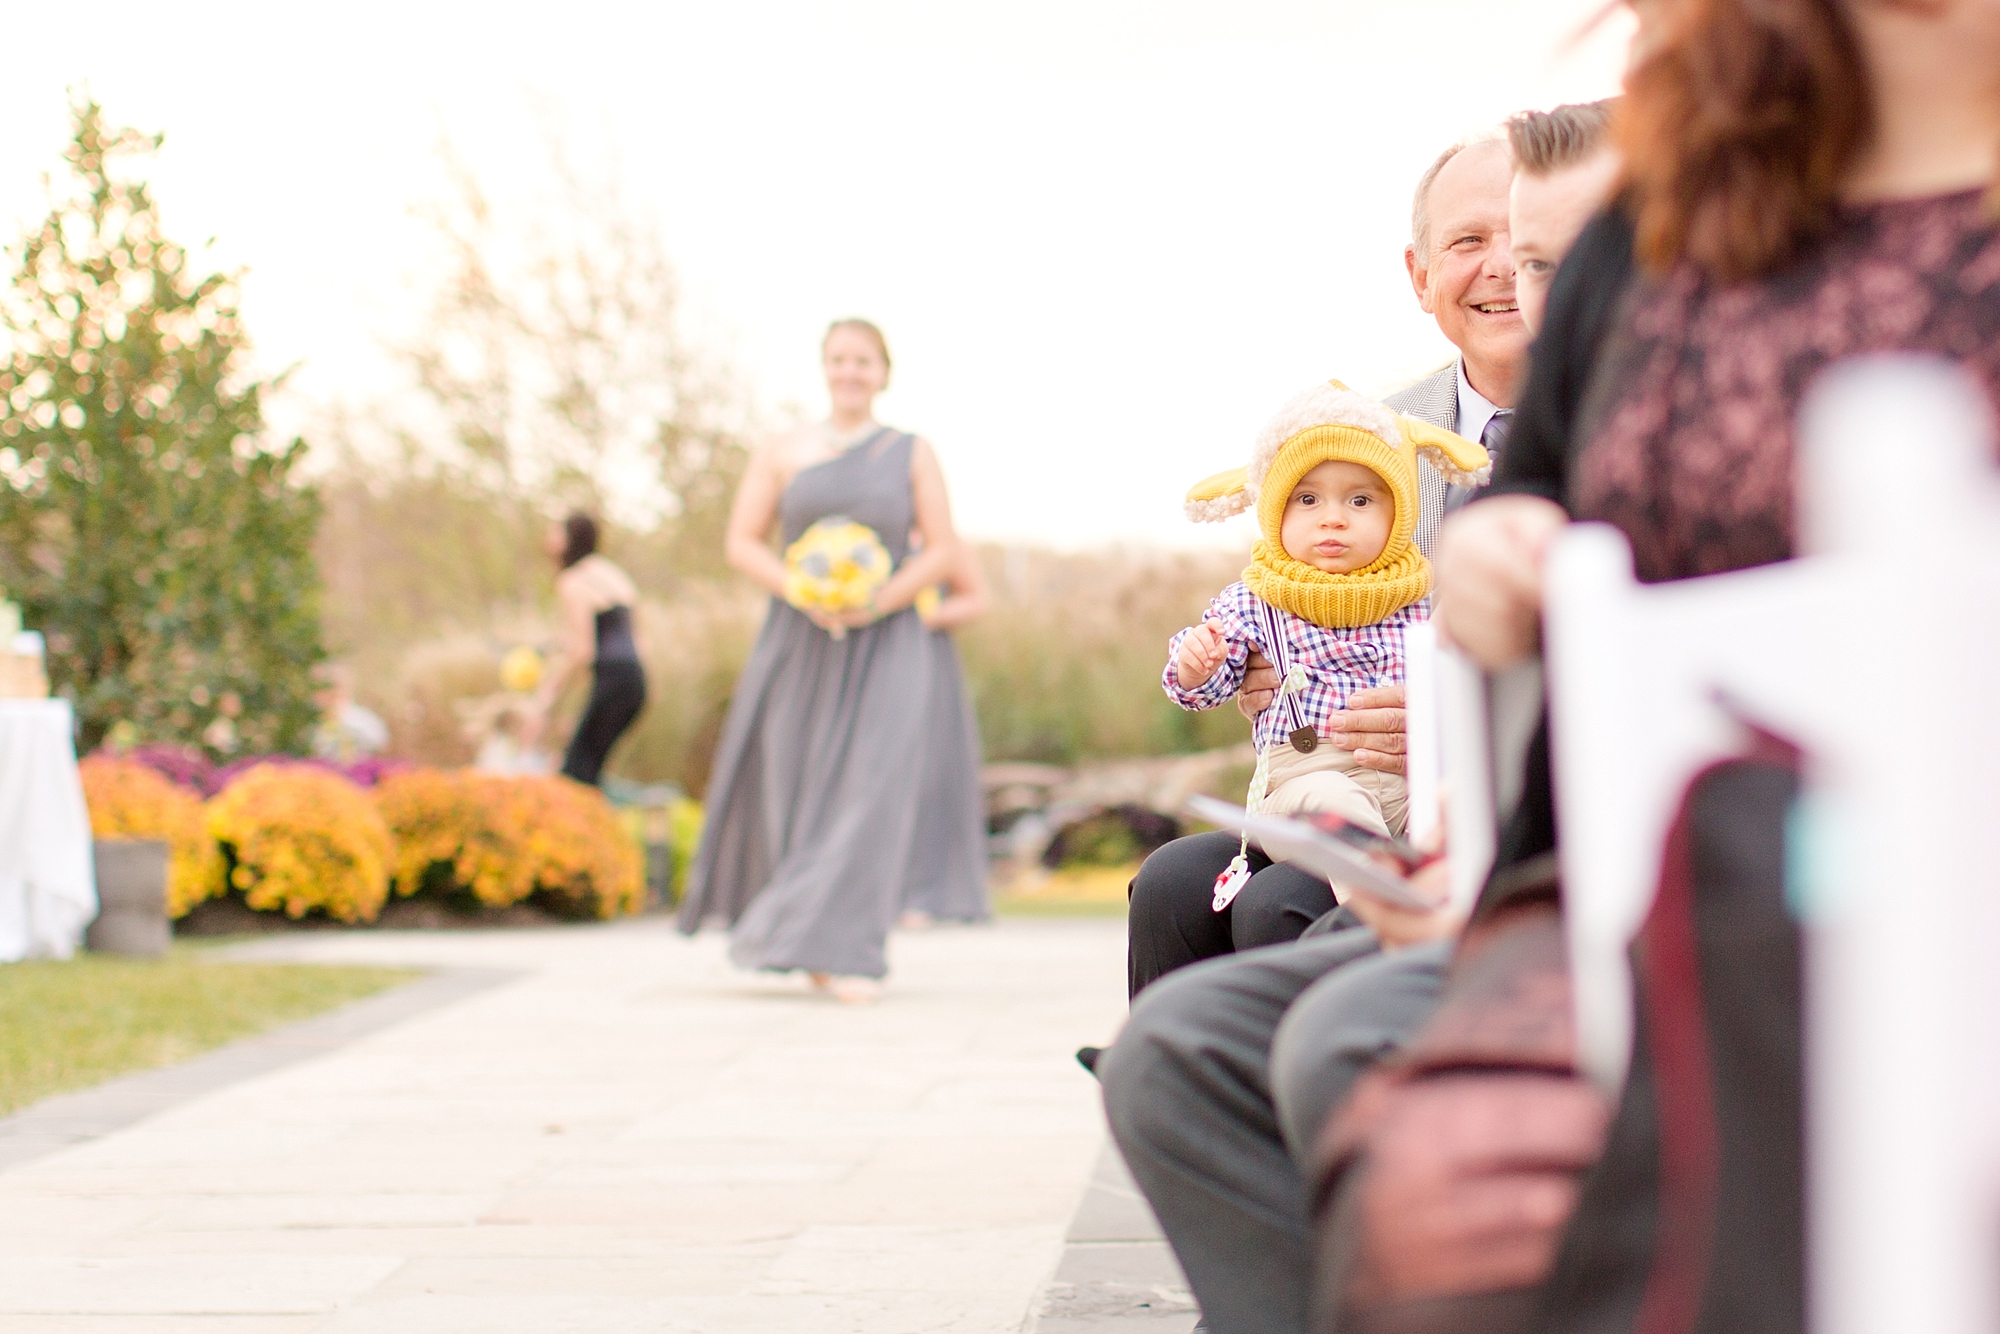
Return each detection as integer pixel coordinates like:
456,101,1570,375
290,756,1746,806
1399,416,1493,488
1184,466,1252,523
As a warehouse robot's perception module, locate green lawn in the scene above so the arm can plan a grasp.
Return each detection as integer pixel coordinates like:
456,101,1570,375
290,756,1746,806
0,948,418,1116
992,861,1132,918
994,895,1128,918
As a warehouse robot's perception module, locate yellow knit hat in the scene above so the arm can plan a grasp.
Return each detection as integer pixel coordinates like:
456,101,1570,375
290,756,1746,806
1184,379,1491,627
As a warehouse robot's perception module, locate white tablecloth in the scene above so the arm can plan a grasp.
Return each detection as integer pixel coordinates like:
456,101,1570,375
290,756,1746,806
0,700,95,960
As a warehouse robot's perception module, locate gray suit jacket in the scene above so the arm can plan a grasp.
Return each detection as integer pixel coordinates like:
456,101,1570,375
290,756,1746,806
1382,362,1460,560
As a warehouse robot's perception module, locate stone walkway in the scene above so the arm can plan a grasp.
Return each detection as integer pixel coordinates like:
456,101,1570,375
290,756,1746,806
0,916,1190,1333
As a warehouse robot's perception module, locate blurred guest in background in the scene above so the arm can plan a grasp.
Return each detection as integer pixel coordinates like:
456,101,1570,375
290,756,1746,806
680,319,987,1001
527,512,647,787
312,662,389,761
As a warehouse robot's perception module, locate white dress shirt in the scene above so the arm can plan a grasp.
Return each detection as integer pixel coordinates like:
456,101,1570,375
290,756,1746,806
1455,360,1504,447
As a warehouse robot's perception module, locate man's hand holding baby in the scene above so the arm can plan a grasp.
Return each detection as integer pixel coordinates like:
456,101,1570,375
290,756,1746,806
1174,618,1230,690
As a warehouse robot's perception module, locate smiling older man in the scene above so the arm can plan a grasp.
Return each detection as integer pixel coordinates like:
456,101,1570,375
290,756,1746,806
1099,130,1546,1334
1404,134,1529,536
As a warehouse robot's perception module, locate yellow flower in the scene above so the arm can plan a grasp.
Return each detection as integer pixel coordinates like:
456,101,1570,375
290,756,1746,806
375,769,644,919
79,756,225,917
206,765,394,923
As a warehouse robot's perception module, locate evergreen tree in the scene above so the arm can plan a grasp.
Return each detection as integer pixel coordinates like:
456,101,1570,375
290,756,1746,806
0,98,324,754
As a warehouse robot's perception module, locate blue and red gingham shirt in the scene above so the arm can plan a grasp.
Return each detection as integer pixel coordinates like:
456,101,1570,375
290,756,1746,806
1162,582,1425,753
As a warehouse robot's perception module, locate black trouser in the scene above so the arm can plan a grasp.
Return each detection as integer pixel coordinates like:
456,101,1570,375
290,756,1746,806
1127,829,1336,999
562,659,647,786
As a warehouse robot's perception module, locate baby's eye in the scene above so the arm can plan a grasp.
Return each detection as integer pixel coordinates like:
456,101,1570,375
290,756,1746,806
1349,494,1372,508
1296,492,1318,507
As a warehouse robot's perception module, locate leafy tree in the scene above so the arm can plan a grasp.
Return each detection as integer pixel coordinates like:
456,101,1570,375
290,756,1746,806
391,150,749,576
309,142,754,775
0,98,324,754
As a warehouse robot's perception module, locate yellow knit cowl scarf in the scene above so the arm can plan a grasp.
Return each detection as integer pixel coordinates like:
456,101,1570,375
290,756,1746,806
1242,537,1431,629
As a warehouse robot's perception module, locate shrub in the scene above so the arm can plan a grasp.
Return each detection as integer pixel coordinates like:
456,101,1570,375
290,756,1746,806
206,765,393,922
127,744,217,797
1042,804,1184,870
78,755,225,916
0,99,324,757
510,777,644,919
666,798,703,899
376,768,527,907
131,747,405,798
375,769,644,919
212,753,408,792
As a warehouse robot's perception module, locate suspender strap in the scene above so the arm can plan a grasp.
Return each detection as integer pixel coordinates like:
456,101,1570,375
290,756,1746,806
1253,597,1312,744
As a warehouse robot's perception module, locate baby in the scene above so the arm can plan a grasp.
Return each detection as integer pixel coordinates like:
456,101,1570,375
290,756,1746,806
1163,380,1488,899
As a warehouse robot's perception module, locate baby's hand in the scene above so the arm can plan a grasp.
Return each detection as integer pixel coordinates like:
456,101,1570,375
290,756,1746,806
1175,620,1228,690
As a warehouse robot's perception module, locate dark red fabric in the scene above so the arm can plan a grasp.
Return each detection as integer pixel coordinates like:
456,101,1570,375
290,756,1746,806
1544,750,1804,1334
1632,773,1718,1334
1311,902,1611,1333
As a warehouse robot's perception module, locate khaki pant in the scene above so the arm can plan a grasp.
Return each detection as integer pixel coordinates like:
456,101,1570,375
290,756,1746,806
1260,741,1408,839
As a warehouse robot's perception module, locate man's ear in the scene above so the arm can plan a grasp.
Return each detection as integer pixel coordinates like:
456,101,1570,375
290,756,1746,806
1405,244,1435,315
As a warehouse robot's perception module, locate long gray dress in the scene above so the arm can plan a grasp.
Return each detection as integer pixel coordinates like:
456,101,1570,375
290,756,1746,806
679,430,989,977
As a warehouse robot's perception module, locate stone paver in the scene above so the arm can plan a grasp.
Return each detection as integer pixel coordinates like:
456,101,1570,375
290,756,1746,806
0,917,1130,1333
1031,1149,1194,1333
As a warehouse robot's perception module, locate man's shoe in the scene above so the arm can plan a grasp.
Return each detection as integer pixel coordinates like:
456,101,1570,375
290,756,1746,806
1074,1045,1103,1077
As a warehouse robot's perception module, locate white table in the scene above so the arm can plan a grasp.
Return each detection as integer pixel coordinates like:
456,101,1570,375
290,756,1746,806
0,699,95,961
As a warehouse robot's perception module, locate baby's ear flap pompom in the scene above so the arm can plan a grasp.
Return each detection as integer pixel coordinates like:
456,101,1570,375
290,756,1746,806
1184,466,1254,523
1402,416,1493,488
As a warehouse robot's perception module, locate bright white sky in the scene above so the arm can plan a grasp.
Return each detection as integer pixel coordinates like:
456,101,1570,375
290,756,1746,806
0,1,1630,549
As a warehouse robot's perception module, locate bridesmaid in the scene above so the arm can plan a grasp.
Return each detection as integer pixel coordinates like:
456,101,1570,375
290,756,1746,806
679,319,990,999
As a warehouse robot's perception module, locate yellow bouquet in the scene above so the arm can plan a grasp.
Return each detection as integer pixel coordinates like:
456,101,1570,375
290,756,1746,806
783,517,893,635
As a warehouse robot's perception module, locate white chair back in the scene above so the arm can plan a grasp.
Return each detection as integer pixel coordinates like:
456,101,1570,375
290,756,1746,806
1541,356,2000,1334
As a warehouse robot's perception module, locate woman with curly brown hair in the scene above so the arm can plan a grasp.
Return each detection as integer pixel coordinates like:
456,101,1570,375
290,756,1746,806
1427,2,2000,1332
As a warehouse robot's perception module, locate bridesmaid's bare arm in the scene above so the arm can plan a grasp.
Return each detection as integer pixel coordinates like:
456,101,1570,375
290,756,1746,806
724,444,799,601
922,541,990,630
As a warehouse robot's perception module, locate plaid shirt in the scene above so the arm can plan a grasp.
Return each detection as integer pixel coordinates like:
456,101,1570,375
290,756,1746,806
1163,582,1425,753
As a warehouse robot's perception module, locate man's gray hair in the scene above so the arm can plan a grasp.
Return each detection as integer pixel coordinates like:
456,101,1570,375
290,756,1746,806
1409,130,1509,262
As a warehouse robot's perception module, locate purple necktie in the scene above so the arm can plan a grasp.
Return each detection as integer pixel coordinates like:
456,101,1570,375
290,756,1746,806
1481,409,1513,468
1444,410,1512,515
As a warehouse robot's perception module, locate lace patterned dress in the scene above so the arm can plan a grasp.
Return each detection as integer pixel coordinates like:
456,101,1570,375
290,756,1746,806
1572,188,2000,580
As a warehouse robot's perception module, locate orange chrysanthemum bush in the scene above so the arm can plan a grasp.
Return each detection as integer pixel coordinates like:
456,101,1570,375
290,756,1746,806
376,770,644,919
206,764,394,923
78,755,226,916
